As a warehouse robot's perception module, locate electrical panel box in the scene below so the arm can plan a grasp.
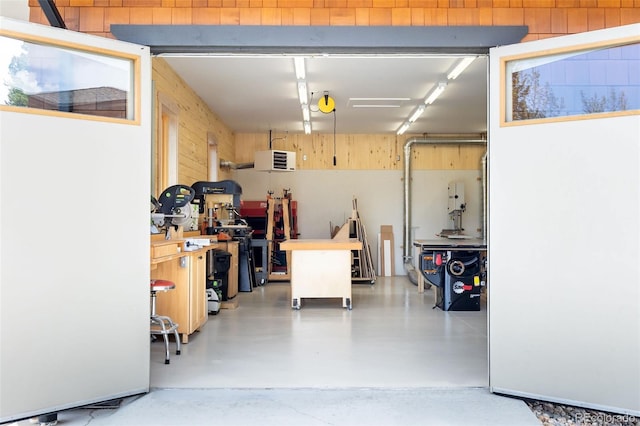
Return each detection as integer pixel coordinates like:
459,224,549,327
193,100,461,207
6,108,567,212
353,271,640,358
254,150,296,172
447,182,465,212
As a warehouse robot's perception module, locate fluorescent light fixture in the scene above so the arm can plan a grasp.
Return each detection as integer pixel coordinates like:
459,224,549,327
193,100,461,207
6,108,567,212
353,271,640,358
408,105,425,123
424,82,447,105
447,56,476,80
303,121,311,134
349,98,410,101
294,57,306,80
301,104,310,121
297,81,308,105
397,122,410,135
352,104,401,108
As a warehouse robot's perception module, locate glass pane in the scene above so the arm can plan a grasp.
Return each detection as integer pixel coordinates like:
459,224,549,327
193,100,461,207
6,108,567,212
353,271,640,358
506,42,639,122
0,35,134,120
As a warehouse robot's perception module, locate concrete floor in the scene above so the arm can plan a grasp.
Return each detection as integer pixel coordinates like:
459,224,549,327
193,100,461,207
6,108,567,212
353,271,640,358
10,277,541,425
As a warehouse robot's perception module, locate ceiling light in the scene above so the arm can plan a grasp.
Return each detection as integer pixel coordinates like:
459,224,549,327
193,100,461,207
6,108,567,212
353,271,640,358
349,97,410,101
447,56,476,80
397,122,410,135
297,81,308,105
294,57,306,80
352,104,401,108
301,104,310,121
303,121,311,134
408,105,425,123
424,82,447,105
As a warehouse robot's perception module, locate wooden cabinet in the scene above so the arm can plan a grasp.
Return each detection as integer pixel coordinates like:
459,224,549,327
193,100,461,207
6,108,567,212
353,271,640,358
188,252,207,334
151,248,211,344
279,239,362,310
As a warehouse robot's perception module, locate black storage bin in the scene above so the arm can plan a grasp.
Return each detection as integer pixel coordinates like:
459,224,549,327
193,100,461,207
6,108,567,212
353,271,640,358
207,249,232,301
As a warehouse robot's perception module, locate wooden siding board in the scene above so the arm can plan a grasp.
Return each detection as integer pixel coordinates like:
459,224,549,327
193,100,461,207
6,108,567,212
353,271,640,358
556,0,580,7
152,7,173,23
620,7,640,23
587,7,605,29
524,7,551,33
478,6,493,23
220,7,241,23
330,8,357,24
355,7,371,23
105,7,131,30
130,7,154,23
79,7,105,31
597,0,621,5
171,7,193,23
391,7,412,24
123,0,162,5
348,0,374,6
567,7,588,32
408,0,438,5
192,7,222,23
310,7,331,23
448,7,480,24
63,7,81,30
262,7,283,24
292,7,312,24
550,7,568,33
369,7,393,24
492,7,523,24
239,7,262,23
603,7,621,26
411,7,425,24
424,7,448,24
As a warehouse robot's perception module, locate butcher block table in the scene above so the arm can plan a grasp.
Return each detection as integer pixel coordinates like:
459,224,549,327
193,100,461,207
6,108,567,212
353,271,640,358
279,238,362,310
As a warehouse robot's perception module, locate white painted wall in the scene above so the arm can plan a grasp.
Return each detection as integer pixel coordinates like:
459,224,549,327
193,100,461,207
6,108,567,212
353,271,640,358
234,168,484,275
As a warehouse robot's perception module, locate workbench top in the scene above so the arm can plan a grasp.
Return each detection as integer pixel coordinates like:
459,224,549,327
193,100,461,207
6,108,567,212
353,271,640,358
413,238,487,250
150,235,218,264
280,238,362,251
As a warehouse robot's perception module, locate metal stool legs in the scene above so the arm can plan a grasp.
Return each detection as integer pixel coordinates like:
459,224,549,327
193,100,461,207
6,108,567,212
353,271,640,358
150,280,181,364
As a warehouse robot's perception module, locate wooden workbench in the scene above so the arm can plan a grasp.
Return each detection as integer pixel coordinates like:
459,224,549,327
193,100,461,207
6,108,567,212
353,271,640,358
279,238,362,310
150,235,218,343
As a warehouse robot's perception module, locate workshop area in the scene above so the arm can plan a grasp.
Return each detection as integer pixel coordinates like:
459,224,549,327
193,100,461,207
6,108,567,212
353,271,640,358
1,4,639,425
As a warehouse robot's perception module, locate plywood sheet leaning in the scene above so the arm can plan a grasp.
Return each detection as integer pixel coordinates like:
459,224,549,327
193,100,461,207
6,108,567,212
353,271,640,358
333,198,376,284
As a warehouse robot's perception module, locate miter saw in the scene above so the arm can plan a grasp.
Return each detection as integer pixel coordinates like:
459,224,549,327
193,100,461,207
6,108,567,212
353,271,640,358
151,184,196,236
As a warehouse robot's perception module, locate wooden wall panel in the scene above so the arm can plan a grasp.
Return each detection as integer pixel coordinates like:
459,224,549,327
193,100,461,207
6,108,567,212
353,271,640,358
235,133,484,170
152,58,236,184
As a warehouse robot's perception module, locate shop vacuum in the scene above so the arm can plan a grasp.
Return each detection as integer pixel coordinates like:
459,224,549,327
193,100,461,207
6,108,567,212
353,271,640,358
420,250,484,311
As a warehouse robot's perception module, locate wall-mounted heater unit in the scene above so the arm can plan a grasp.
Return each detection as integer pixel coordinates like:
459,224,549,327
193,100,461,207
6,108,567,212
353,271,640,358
254,150,296,172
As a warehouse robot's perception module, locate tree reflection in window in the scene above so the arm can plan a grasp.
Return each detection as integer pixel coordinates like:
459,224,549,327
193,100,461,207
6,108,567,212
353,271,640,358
1,35,134,120
507,41,639,122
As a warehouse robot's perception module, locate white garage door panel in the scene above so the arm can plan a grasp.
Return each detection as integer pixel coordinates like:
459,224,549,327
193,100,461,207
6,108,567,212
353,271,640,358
0,18,151,422
489,24,640,415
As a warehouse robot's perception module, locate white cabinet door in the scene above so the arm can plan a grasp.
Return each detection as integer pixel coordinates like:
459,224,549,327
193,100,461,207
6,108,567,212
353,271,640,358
488,24,639,415
0,17,151,422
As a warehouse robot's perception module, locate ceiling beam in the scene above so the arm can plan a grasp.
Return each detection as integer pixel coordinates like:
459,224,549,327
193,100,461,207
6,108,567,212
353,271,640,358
110,25,528,55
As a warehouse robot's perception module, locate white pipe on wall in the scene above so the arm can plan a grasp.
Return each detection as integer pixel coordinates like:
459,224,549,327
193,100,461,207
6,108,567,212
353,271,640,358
402,135,487,284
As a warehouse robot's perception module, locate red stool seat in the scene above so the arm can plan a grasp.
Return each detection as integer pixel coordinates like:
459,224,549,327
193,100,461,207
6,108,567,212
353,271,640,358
151,279,176,292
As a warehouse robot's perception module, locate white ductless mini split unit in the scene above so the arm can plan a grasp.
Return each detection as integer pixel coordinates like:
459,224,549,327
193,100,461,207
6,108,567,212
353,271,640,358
254,150,296,172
